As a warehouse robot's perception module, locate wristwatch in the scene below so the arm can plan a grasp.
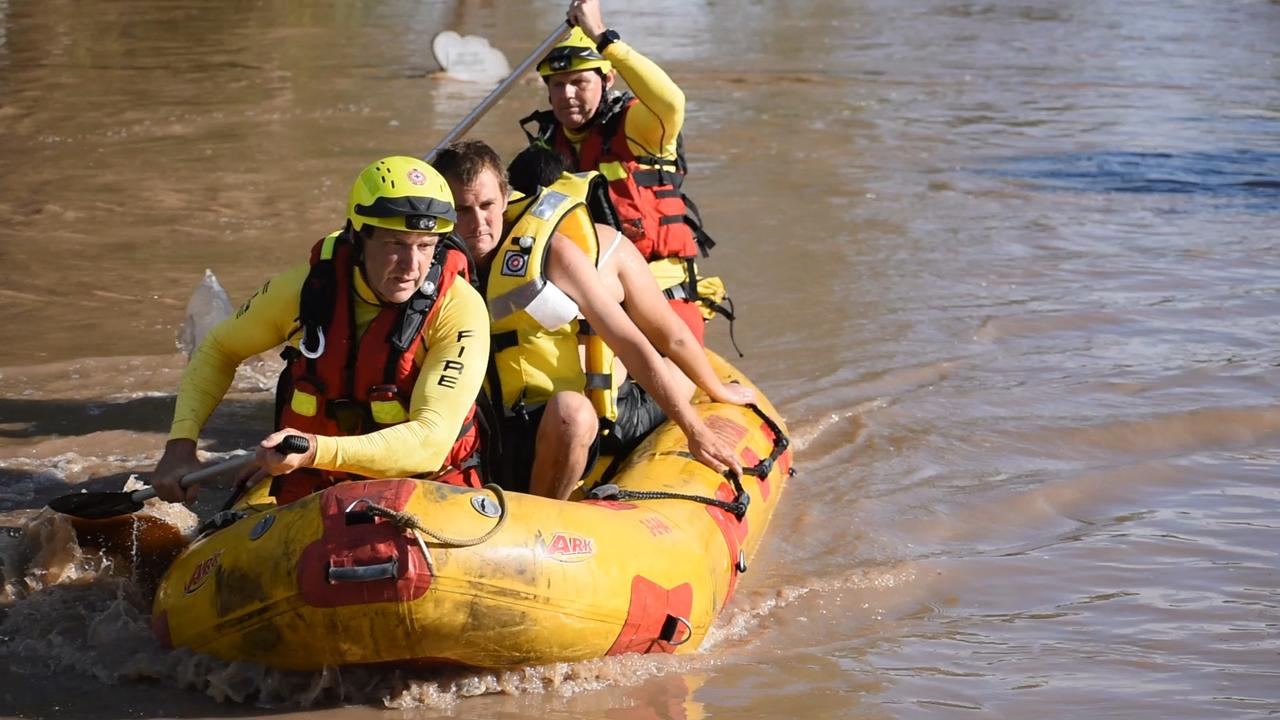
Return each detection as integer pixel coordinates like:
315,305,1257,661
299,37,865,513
596,28,620,53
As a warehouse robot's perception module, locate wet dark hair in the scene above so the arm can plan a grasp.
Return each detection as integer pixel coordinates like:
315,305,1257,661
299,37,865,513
506,144,570,196
432,139,509,197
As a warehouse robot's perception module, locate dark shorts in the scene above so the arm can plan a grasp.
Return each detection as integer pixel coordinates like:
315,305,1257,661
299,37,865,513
495,403,598,494
494,380,667,493
601,378,667,456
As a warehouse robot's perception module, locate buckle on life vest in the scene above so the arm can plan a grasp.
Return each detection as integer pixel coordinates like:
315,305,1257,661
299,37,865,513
327,399,363,434
369,384,409,425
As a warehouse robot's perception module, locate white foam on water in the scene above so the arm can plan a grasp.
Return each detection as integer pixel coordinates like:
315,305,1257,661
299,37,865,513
703,562,920,653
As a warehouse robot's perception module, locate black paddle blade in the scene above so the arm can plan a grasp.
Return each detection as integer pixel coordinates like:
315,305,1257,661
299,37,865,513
47,490,145,520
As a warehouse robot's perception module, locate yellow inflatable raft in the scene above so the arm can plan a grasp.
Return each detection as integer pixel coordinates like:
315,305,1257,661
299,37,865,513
150,351,792,670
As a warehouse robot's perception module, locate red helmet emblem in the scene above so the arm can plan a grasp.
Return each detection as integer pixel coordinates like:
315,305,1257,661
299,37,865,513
406,168,427,185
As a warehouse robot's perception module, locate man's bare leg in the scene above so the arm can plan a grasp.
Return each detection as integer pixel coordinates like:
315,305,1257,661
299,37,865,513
529,391,598,499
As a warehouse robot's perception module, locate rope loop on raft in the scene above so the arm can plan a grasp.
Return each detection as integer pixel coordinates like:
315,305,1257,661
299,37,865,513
349,483,509,547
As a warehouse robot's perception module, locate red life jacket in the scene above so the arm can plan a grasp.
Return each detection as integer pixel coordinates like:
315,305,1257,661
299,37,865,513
273,230,481,504
524,94,715,262
520,94,726,344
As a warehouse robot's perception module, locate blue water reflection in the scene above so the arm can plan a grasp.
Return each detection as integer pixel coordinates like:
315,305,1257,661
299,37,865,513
985,149,1280,209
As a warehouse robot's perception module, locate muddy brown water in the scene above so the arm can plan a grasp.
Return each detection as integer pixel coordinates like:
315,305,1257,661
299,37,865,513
2,0,1278,718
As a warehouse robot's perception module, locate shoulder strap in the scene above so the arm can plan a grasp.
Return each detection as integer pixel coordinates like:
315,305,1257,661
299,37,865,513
592,93,633,161
519,108,560,147
298,230,348,356
583,172,622,229
441,232,477,289
387,241,469,353
595,92,632,145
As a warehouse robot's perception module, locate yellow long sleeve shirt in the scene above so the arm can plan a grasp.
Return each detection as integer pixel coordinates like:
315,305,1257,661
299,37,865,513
169,262,489,478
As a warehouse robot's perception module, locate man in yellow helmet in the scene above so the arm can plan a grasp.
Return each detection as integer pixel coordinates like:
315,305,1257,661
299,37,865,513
151,156,490,505
433,140,746,501
521,0,716,345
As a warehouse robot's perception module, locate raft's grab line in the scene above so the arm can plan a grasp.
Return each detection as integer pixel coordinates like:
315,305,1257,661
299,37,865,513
336,485,508,579
588,403,791,522
356,483,509,547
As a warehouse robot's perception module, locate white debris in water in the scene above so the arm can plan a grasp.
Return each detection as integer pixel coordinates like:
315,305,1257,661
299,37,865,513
431,31,511,84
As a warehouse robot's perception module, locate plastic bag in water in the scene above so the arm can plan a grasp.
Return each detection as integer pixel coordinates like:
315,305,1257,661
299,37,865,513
176,269,234,357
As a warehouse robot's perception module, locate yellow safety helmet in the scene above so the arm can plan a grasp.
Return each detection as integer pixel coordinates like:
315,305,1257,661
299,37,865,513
347,156,456,234
537,27,612,77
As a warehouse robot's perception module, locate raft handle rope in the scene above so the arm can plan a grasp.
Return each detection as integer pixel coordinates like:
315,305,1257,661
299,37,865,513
343,483,509,548
586,403,790,522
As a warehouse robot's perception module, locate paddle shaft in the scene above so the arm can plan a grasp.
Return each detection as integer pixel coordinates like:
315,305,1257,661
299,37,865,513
423,22,571,162
127,453,258,505
132,433,311,503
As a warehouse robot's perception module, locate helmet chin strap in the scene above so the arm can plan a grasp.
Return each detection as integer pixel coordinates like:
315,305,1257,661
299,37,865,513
583,73,615,127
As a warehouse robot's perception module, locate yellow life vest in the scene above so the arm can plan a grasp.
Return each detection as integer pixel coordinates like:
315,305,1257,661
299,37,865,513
485,187,620,423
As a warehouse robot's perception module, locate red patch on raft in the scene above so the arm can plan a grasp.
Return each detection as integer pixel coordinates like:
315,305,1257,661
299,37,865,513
607,576,694,655
297,479,432,608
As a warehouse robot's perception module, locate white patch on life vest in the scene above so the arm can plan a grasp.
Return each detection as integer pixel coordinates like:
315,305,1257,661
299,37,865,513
501,250,528,277
530,190,570,220
525,281,579,330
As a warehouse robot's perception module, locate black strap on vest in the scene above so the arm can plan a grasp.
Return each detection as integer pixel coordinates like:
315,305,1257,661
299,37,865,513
658,258,742,357
471,387,504,486
299,286,332,358
575,318,614,390
583,373,612,390
679,192,715,256
585,173,623,231
389,244,447,352
298,239,341,357
518,109,558,148
490,330,520,354
296,231,358,397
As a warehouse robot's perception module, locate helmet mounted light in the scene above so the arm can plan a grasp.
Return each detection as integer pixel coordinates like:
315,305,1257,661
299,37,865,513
537,27,612,77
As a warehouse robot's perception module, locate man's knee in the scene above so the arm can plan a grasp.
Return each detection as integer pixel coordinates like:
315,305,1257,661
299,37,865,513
543,392,597,445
